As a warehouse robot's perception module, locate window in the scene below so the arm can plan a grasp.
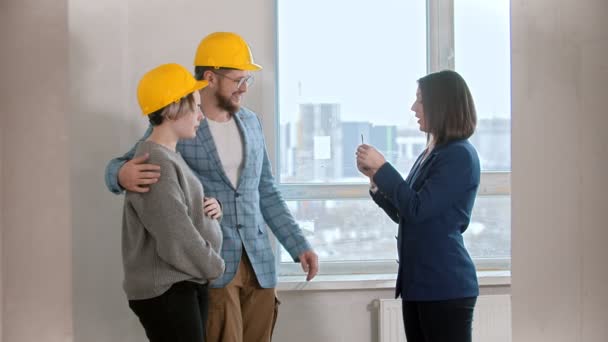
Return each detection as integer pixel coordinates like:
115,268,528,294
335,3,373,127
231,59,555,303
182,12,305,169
276,0,511,275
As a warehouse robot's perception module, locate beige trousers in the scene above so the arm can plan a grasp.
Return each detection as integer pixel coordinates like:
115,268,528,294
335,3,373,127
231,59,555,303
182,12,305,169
206,252,280,342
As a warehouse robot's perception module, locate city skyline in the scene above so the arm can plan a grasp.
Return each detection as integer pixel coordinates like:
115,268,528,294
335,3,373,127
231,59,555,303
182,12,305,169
279,101,510,184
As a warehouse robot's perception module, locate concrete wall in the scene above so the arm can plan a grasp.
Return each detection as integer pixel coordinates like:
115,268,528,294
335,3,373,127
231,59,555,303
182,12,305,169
0,1,73,341
510,0,608,341
67,1,275,341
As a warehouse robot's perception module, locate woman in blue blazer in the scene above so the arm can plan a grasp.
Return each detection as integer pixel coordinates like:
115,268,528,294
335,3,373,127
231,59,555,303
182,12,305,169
356,70,480,342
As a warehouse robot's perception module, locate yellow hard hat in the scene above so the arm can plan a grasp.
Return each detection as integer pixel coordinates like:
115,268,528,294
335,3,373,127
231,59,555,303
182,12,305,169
194,32,262,71
137,63,208,116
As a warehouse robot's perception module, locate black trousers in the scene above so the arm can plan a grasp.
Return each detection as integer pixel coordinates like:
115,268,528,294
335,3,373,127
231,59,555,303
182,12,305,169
128,281,209,342
402,297,477,342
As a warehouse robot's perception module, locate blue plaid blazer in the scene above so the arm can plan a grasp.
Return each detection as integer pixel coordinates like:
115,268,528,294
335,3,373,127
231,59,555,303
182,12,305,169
105,107,312,288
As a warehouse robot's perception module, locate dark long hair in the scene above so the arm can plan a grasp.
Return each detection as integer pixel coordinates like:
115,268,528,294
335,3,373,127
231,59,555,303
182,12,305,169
418,70,477,146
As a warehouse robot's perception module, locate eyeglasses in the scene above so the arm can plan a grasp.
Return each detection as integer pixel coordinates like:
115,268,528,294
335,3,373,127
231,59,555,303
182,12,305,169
213,72,254,89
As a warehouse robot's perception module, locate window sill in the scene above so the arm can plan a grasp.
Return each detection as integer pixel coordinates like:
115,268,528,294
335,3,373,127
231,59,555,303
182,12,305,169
277,270,510,292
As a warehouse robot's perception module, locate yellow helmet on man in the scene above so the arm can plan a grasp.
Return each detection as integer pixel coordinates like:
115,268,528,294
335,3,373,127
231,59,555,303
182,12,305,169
194,32,262,71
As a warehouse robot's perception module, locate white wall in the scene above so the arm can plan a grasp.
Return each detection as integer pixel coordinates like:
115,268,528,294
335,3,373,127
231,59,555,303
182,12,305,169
0,15,4,336
273,286,510,342
0,5,5,332
0,1,73,341
511,0,608,341
68,1,277,341
275,289,394,342
1,0,607,341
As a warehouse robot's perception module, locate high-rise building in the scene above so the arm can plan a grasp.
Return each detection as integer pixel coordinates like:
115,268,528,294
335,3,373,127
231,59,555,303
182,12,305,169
294,103,343,181
279,122,296,180
470,118,511,171
341,121,371,178
370,125,398,164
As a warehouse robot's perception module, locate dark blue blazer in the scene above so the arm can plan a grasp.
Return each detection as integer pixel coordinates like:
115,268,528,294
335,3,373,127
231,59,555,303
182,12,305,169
371,139,480,301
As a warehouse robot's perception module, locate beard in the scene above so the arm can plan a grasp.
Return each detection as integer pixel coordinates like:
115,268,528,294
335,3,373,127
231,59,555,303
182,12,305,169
215,92,240,115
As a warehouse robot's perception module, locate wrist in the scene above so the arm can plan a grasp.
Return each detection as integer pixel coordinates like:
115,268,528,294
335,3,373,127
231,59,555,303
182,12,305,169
371,161,388,181
370,182,378,194
372,161,386,176
369,168,378,179
117,166,127,189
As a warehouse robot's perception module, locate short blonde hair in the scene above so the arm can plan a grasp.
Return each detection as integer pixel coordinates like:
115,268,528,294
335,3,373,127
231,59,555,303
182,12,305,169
148,92,197,126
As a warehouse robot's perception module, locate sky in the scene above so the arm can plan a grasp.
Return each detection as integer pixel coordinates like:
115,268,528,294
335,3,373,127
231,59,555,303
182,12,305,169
277,0,511,126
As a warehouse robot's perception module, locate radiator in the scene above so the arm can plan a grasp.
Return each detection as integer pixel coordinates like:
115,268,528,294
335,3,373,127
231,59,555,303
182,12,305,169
378,298,407,342
377,295,511,342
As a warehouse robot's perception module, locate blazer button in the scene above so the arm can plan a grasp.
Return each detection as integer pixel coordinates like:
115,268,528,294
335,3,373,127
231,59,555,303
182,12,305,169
237,224,243,229
235,192,241,198
396,259,399,264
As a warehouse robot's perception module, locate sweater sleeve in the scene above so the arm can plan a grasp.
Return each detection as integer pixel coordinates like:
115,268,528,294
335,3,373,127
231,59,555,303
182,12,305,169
129,154,225,281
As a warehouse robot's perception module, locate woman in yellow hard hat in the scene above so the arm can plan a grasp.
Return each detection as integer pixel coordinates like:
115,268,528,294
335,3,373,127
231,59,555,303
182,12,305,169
121,63,225,342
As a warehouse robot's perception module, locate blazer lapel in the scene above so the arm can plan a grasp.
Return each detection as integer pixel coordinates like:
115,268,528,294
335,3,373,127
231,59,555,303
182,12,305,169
410,151,438,190
198,118,235,190
405,152,426,184
233,112,249,190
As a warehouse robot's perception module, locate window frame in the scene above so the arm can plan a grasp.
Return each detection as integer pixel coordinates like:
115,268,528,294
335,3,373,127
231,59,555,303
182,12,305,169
273,0,511,276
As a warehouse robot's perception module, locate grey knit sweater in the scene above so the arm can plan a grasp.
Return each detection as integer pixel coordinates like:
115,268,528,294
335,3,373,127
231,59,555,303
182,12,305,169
121,141,225,300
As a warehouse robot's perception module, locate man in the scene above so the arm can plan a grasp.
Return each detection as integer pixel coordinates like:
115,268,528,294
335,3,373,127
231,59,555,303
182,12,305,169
105,32,319,342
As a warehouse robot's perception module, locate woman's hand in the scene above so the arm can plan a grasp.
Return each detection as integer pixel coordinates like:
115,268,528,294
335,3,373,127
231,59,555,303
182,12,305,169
203,197,222,220
356,144,386,178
